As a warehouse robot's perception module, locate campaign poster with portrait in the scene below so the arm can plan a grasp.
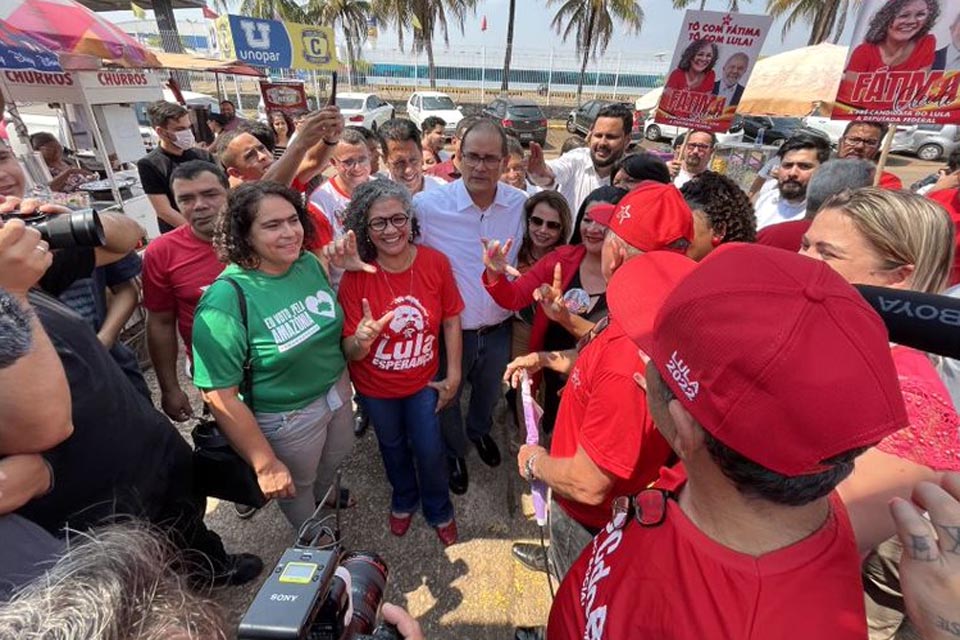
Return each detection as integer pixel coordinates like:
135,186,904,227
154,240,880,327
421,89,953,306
832,0,960,124
655,11,772,133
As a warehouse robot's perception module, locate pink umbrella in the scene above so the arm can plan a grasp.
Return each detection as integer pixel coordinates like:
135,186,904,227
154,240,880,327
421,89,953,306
0,0,160,68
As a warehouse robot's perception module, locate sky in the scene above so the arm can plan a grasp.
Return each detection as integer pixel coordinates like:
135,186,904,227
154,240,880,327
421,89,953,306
103,0,848,60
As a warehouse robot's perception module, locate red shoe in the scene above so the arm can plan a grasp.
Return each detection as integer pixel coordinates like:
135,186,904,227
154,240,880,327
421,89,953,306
435,519,458,546
389,512,413,537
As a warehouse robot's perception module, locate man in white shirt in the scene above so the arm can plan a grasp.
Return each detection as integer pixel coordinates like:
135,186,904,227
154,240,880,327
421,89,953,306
669,130,716,189
379,118,446,195
934,12,960,71
754,133,831,230
526,103,632,215
712,53,749,107
413,119,527,495
308,127,372,242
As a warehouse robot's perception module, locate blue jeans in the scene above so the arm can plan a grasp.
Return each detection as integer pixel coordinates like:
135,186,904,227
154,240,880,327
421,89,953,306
439,322,512,458
359,388,453,526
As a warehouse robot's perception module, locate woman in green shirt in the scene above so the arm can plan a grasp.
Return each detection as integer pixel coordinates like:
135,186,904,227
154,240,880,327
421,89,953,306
192,182,390,529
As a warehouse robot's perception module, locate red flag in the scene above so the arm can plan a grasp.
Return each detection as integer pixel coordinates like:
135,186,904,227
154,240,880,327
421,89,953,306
202,5,219,20
481,15,487,31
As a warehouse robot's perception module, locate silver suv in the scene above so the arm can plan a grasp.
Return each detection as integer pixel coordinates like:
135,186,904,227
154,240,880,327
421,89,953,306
891,124,960,162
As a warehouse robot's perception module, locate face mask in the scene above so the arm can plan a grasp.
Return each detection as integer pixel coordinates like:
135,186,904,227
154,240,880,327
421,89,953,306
170,129,195,150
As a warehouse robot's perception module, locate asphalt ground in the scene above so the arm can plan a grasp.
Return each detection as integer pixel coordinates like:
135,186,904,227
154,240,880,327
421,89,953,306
149,130,938,639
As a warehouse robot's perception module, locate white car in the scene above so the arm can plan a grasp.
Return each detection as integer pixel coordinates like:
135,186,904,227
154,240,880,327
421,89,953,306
406,91,463,136
335,92,395,132
802,116,849,146
642,115,744,145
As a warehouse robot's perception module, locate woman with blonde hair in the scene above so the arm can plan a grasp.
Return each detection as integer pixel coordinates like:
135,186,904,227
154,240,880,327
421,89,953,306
801,187,960,638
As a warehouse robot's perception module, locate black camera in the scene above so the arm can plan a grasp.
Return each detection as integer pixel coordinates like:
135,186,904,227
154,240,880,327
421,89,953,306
1,209,105,249
238,545,401,640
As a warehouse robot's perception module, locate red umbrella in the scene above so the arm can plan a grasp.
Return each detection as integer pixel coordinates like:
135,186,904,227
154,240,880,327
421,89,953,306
0,0,160,68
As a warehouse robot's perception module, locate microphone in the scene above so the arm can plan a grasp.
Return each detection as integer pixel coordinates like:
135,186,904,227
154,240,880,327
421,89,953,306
854,285,960,359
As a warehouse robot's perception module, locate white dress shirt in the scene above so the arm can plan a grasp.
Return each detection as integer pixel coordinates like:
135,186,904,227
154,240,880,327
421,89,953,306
546,147,610,216
754,188,807,230
413,179,527,329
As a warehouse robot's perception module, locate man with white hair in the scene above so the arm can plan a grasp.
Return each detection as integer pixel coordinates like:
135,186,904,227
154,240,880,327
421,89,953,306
713,52,749,106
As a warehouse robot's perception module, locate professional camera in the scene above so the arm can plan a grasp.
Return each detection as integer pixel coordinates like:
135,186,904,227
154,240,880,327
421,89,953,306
238,545,401,640
0,209,105,249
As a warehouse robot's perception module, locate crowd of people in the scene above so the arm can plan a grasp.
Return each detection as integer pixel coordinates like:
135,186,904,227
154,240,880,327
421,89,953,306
2,92,960,640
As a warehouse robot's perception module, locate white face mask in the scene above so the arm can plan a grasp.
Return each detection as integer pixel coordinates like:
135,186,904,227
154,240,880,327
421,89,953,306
171,129,195,150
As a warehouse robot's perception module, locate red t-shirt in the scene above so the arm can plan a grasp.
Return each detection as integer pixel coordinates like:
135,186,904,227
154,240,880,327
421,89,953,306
547,465,868,640
338,246,464,399
879,170,903,190
838,35,936,109
141,224,224,356
549,319,672,530
927,188,960,285
425,159,460,183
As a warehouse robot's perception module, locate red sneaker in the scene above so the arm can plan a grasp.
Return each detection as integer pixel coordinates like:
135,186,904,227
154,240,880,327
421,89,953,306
435,519,458,546
389,512,413,537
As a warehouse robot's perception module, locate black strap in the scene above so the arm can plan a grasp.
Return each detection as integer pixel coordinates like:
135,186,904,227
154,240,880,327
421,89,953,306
222,277,254,411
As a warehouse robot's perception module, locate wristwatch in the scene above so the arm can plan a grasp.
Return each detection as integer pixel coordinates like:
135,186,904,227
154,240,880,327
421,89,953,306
525,453,541,482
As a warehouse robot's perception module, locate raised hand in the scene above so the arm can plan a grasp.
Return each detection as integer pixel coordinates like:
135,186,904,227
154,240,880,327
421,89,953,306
526,141,554,186
323,230,376,273
354,298,395,349
296,105,344,148
893,473,960,640
481,237,521,279
0,217,52,295
533,262,569,324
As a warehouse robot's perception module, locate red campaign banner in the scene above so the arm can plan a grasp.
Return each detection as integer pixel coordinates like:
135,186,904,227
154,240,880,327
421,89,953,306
258,80,309,116
832,0,960,125
655,10,772,134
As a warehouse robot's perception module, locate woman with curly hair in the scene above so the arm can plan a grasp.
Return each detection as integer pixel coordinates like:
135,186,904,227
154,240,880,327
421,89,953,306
191,182,362,530
838,0,940,109
268,111,295,159
665,38,719,93
337,179,463,546
679,170,757,261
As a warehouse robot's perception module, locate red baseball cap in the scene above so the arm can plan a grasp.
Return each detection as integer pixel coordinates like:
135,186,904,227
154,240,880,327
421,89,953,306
607,251,697,350
649,243,907,477
590,181,694,253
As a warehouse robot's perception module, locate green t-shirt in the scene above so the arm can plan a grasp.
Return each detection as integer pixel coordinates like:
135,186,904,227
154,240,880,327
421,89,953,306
192,253,346,413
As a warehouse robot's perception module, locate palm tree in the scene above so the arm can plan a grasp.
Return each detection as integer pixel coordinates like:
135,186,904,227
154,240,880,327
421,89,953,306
373,0,478,89
672,0,748,10
213,0,306,21
501,0,517,93
306,0,371,87
548,0,644,106
767,0,856,45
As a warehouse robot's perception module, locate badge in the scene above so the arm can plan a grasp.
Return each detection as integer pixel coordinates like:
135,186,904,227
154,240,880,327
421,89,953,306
563,288,590,315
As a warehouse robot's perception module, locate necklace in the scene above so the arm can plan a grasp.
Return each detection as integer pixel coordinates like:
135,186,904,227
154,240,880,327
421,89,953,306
376,245,417,303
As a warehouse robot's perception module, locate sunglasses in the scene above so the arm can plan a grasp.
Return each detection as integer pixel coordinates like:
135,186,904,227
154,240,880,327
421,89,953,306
529,215,562,230
610,488,677,528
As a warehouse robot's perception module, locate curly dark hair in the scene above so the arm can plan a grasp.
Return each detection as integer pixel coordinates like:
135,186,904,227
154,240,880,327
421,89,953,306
677,38,719,73
342,179,421,263
214,181,315,270
864,0,939,44
679,171,756,243
268,111,295,141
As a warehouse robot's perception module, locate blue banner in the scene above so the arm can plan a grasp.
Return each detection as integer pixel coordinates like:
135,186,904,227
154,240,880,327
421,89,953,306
216,15,337,71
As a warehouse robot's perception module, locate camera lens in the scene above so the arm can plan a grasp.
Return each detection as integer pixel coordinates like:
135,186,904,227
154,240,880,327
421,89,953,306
342,551,388,635
39,209,105,250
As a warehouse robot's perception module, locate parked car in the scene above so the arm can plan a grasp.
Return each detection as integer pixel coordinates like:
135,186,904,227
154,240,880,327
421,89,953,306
566,99,643,145
406,91,463,136
736,116,804,145
482,97,547,146
802,115,850,146
335,92,394,132
642,115,745,145
891,124,960,161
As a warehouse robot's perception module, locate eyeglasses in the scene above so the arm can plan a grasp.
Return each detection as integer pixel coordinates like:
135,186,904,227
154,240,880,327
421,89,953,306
842,136,880,148
388,159,419,172
686,143,712,151
609,488,677,528
367,213,410,232
529,215,562,230
339,157,371,169
462,152,503,168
